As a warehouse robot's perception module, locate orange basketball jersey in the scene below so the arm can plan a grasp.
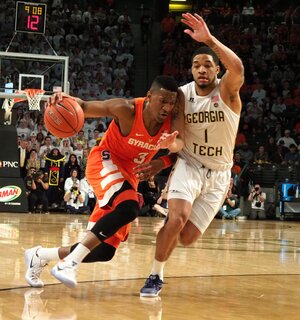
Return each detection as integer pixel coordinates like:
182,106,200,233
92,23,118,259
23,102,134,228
86,97,171,208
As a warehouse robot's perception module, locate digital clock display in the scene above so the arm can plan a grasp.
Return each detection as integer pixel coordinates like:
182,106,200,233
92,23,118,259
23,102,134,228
15,1,47,34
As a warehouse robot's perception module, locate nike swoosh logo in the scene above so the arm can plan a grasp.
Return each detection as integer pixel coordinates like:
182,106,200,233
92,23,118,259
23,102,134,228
29,255,35,268
99,231,107,238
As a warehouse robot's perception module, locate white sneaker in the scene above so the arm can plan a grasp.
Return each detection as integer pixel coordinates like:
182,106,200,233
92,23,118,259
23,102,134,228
51,260,78,288
25,246,48,287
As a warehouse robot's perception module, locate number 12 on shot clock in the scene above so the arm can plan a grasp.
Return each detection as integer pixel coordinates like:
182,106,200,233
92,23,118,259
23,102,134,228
15,1,47,34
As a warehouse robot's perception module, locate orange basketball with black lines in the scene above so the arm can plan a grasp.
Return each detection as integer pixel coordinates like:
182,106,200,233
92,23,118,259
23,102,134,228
44,97,84,138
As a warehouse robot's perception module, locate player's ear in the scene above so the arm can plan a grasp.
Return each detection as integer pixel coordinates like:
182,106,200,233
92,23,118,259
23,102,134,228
145,91,151,101
216,65,221,75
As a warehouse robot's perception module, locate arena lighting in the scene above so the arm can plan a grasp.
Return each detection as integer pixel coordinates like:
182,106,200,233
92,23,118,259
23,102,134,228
169,1,192,11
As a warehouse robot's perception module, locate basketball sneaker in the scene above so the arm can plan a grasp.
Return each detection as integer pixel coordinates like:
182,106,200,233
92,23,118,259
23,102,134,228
51,260,78,288
25,246,48,288
140,274,163,297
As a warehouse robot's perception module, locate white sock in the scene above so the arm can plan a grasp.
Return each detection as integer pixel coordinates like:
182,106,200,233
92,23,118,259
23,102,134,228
36,248,60,261
64,243,90,264
151,259,166,281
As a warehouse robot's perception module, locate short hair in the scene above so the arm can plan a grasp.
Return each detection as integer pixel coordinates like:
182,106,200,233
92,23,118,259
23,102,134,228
192,46,219,65
150,75,178,93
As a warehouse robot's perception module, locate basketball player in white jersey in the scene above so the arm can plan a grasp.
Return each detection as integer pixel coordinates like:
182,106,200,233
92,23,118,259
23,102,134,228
140,12,244,297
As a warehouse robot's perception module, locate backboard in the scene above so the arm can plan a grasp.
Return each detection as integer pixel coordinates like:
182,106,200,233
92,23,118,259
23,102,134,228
0,51,69,101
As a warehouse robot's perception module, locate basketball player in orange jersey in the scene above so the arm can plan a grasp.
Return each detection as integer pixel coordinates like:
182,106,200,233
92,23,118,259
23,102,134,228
140,13,244,297
24,75,185,288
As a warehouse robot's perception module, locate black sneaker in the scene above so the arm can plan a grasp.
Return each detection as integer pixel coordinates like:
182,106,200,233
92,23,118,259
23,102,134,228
140,274,163,297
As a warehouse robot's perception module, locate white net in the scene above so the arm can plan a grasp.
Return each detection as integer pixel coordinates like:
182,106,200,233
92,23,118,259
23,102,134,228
24,89,45,111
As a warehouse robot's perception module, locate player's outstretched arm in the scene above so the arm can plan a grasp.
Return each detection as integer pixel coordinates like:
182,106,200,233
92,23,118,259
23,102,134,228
47,92,133,119
181,13,244,113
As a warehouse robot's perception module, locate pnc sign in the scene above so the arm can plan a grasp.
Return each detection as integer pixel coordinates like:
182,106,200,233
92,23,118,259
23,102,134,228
0,160,19,168
0,186,22,202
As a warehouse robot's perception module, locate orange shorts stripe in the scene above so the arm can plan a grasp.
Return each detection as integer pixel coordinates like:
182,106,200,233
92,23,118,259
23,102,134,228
86,147,137,208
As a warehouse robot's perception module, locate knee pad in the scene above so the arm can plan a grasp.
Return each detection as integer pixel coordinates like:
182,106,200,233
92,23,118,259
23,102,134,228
91,200,139,241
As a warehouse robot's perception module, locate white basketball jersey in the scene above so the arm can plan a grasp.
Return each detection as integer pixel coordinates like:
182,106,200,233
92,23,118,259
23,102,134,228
180,81,240,171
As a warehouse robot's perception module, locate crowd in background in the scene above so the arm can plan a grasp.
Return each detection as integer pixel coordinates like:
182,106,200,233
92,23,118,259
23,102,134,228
1,0,300,218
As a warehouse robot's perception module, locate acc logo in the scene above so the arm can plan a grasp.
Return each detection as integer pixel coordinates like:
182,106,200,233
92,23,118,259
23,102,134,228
0,186,22,202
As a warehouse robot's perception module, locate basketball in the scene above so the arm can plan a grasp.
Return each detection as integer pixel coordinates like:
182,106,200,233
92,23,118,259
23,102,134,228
44,97,84,138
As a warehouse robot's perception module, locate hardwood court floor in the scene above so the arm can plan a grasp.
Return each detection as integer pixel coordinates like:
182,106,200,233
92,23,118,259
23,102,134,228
0,213,299,319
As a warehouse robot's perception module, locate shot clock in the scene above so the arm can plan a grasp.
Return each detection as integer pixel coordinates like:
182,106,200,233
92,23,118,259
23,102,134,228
15,1,47,34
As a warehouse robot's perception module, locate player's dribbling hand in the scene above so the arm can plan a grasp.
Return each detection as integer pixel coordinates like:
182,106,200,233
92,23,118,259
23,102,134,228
155,131,178,150
181,13,213,43
46,92,71,107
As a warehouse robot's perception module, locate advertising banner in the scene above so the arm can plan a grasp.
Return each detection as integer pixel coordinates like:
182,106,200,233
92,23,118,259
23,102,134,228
0,125,28,212
0,178,28,212
0,125,20,178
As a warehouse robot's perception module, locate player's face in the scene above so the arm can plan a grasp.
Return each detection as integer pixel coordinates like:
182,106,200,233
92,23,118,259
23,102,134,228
148,89,177,123
192,54,220,89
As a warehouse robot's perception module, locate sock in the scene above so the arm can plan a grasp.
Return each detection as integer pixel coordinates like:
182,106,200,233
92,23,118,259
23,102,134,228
151,259,166,281
36,247,60,261
64,243,91,264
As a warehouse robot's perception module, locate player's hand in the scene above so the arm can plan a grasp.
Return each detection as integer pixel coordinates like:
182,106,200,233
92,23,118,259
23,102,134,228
181,13,213,43
46,92,71,106
133,159,164,181
155,131,178,150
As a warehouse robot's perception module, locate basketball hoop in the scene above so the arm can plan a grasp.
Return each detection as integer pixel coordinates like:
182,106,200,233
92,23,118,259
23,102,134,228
14,89,45,111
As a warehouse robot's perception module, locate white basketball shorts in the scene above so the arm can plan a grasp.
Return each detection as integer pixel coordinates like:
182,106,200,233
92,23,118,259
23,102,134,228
167,157,231,234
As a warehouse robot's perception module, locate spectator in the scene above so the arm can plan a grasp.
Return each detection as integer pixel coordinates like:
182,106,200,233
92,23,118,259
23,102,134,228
282,144,300,166
253,145,269,164
59,138,73,161
27,132,40,153
219,178,241,220
237,142,253,164
25,149,40,172
88,129,101,148
73,141,84,165
27,170,49,214
64,180,90,214
270,142,288,164
17,119,31,140
19,139,29,179
138,176,159,216
63,153,81,180
277,129,297,148
248,184,266,220
39,136,53,169
72,130,87,148
80,176,96,211
45,148,65,209
153,184,168,217
79,148,90,177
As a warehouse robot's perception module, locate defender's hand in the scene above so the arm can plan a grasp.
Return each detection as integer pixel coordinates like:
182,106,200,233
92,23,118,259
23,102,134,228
181,13,213,43
155,131,178,150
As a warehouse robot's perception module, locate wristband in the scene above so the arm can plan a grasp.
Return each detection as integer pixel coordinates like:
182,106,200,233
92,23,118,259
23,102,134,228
160,155,173,169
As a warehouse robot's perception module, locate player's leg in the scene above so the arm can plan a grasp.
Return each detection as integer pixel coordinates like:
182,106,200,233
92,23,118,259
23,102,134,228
179,169,231,246
140,159,196,297
51,199,139,288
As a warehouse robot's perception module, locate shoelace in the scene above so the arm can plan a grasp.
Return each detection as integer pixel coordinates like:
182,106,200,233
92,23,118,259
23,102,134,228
30,264,47,280
145,275,163,288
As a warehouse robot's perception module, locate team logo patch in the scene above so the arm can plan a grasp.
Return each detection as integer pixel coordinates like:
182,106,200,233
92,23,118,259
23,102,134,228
189,97,194,102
